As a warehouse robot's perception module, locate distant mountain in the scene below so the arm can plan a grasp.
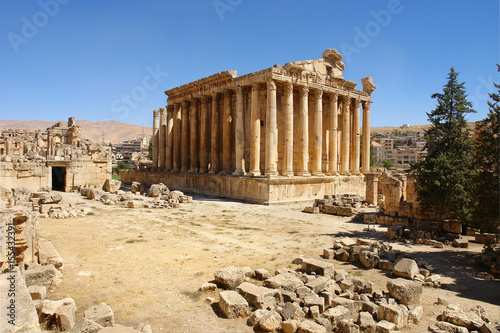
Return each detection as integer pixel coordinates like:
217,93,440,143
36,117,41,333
0,119,152,144
371,122,476,135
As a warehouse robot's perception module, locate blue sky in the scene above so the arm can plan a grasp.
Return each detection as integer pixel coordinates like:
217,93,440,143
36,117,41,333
0,0,498,128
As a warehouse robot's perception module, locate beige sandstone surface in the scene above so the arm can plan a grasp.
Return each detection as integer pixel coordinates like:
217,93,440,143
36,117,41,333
41,192,499,332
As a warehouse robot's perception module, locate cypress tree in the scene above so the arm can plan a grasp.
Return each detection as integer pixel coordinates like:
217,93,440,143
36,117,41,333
411,67,476,231
470,65,500,235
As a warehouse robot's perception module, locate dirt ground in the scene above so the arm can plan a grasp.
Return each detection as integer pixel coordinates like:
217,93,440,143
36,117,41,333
41,192,500,332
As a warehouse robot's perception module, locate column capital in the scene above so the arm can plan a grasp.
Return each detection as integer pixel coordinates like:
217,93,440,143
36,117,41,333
351,98,360,107
314,89,323,99
224,89,232,97
159,107,166,115
267,79,276,91
182,100,190,108
153,109,159,117
200,95,210,103
330,92,338,101
235,85,243,95
166,105,174,112
299,85,309,96
362,100,371,110
252,82,261,90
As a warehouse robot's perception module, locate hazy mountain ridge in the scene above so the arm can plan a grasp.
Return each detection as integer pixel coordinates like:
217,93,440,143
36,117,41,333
0,119,151,144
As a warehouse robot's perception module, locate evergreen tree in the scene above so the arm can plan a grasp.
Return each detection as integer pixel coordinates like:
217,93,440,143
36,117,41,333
410,67,476,231
470,65,500,234
147,137,153,160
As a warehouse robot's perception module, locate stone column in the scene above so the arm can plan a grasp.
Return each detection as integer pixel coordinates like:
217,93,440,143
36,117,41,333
172,103,182,172
233,86,245,175
362,101,371,173
181,100,189,172
312,89,323,176
248,83,261,176
282,82,294,176
189,99,198,173
298,86,310,176
159,107,166,169
340,98,350,175
265,79,278,177
222,89,232,174
166,105,174,171
365,172,379,205
199,96,209,173
152,109,159,170
351,99,361,174
328,93,338,175
209,93,220,174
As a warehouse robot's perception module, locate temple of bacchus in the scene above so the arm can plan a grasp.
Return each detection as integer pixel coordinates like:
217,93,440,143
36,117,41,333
122,49,376,204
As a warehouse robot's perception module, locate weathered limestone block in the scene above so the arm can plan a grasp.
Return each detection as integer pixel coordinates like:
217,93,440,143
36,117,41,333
264,273,304,291
218,290,249,319
28,284,47,300
147,183,169,197
38,238,63,269
335,248,350,261
297,320,327,333
377,303,408,328
214,266,245,290
281,302,306,321
281,319,299,333
39,298,76,331
236,282,277,307
56,303,77,331
475,233,498,244
429,321,468,333
323,248,335,259
102,179,121,193
387,225,404,239
386,278,422,305
442,219,462,234
452,238,469,248
247,309,267,327
304,294,325,312
304,207,320,214
442,304,485,331
359,250,380,269
331,297,355,313
69,317,104,333
131,182,146,194
337,319,360,333
39,192,62,204
393,258,419,280
259,310,282,332
357,311,376,333
87,189,103,200
24,264,60,287
306,276,330,294
375,320,396,333
323,305,350,325
469,304,491,323
84,302,115,327
408,305,423,323
302,258,335,277
255,268,271,280
339,237,357,247
0,267,41,332
200,282,217,291
378,260,394,271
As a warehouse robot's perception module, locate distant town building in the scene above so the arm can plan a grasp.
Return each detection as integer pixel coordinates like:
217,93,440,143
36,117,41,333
372,131,427,166
113,136,149,162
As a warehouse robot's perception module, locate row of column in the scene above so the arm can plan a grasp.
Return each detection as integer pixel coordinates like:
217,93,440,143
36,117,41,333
152,79,371,177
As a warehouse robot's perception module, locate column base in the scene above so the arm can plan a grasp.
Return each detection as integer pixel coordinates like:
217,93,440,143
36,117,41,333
199,168,208,173
297,171,311,177
172,168,180,172
188,169,196,173
232,170,246,176
282,170,294,177
326,171,339,176
208,170,218,174
248,170,261,177
351,171,362,176
180,168,188,173
264,170,279,178
312,170,324,176
340,171,351,176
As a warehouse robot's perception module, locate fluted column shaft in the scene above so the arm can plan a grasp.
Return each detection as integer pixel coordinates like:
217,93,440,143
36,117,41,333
340,98,350,174
189,99,198,173
362,101,371,173
298,86,310,176
172,104,181,172
199,97,209,173
166,105,174,171
159,108,166,169
222,90,232,174
152,109,159,170
351,99,361,174
312,89,323,175
265,79,278,177
209,93,220,174
233,86,245,175
283,83,294,176
181,101,189,172
328,94,338,174
249,83,261,176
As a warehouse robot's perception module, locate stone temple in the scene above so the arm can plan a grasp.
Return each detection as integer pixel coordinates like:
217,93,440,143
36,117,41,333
122,49,376,204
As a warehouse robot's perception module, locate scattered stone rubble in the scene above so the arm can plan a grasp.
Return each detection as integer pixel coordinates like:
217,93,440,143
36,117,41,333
80,181,192,209
202,237,500,332
305,195,367,217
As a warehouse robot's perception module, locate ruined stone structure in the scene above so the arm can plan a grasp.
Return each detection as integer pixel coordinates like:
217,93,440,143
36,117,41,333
0,118,112,191
123,49,376,203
